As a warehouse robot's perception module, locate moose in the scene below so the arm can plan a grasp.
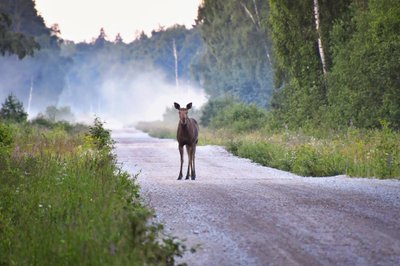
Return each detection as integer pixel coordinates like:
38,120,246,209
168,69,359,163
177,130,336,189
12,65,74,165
174,102,199,180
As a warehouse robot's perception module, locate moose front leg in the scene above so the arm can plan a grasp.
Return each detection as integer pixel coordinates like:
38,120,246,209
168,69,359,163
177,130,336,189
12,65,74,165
178,144,184,180
185,145,193,180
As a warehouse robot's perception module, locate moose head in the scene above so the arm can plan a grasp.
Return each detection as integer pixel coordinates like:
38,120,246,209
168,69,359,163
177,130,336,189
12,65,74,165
174,102,192,126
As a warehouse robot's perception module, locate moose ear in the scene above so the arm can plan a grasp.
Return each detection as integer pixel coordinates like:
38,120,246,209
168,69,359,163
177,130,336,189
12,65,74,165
174,102,180,110
186,102,192,110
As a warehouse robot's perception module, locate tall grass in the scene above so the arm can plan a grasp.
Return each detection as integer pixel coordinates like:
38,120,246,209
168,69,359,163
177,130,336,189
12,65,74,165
200,125,400,179
136,120,176,139
135,116,400,179
0,121,186,265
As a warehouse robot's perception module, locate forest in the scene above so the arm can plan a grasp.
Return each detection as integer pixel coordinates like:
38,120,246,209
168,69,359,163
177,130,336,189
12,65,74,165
1,0,399,129
196,0,399,130
0,0,399,264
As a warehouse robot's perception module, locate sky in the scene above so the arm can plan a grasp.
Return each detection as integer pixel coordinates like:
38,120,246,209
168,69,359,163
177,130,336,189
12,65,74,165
35,0,202,43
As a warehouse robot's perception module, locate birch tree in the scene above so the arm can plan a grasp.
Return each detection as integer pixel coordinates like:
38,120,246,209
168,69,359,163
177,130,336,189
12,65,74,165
313,0,327,74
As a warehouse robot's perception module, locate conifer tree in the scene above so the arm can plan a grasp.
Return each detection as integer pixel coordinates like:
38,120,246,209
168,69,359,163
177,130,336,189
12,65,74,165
0,94,28,122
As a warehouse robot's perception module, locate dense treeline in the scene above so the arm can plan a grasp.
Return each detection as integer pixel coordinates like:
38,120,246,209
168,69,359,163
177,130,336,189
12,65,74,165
1,0,399,130
197,0,399,130
195,0,273,108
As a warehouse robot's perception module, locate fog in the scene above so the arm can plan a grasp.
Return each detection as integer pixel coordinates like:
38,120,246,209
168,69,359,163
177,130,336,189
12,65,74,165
58,67,207,128
0,49,207,129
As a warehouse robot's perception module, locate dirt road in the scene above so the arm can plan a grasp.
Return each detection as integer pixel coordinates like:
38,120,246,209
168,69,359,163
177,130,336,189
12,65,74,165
113,129,400,266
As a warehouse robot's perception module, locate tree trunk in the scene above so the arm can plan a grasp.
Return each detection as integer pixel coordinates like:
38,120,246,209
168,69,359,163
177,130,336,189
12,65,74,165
313,0,327,75
240,1,272,66
173,39,179,89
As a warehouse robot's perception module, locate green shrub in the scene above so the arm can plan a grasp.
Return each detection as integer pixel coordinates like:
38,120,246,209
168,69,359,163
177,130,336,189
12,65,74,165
88,117,114,150
210,103,269,133
200,96,236,127
0,94,28,123
0,122,13,148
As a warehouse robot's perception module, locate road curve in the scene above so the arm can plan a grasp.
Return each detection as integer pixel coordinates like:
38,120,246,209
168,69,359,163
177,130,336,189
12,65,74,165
113,129,400,266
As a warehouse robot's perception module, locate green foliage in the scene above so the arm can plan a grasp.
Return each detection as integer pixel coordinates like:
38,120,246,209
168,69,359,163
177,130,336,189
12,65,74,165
269,0,399,130
200,96,236,126
202,123,400,179
88,117,114,150
210,102,269,133
0,122,13,148
228,140,292,172
0,122,187,265
268,0,331,126
196,0,273,108
327,0,400,129
0,12,39,59
0,94,28,123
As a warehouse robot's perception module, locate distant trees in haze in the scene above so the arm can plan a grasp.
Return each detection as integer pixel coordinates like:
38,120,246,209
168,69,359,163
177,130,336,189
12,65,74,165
0,0,204,115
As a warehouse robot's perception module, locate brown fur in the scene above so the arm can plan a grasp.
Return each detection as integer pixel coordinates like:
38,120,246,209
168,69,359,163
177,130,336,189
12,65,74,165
174,102,199,180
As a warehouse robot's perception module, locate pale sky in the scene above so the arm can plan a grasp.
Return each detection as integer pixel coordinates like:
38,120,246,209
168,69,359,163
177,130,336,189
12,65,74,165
35,0,202,43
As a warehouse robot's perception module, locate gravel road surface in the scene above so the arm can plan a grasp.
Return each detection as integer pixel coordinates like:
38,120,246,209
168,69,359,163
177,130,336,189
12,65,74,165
113,129,400,266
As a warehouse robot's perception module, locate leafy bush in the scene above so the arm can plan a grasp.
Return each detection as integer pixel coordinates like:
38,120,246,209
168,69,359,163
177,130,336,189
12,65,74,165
0,122,13,148
210,102,269,133
200,96,236,127
88,117,114,150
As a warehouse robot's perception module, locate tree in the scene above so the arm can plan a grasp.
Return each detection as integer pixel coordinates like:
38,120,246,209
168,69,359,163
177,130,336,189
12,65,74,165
268,0,352,127
94,28,108,48
0,12,39,58
327,0,400,129
114,33,123,44
0,0,70,109
42,105,75,122
0,0,50,36
0,94,28,122
196,0,273,108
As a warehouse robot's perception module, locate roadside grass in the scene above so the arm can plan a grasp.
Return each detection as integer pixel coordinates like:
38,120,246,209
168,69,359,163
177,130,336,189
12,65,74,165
136,121,400,179
202,126,400,179
136,120,176,139
0,121,186,265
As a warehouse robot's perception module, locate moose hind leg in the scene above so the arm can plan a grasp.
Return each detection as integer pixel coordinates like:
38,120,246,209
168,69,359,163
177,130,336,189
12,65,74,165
191,144,196,180
178,145,184,180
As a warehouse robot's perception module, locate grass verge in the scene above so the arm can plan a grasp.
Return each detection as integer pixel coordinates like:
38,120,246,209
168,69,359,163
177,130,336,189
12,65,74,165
203,126,400,179
136,121,400,179
0,121,187,265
